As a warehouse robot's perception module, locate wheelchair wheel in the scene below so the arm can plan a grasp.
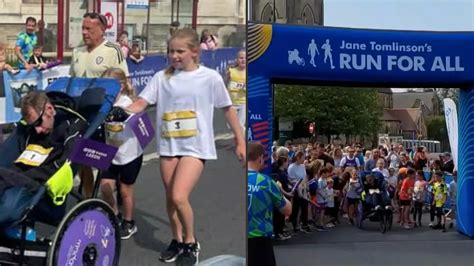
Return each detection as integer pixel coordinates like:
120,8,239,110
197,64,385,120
46,199,121,266
379,212,387,234
356,201,363,229
386,211,393,231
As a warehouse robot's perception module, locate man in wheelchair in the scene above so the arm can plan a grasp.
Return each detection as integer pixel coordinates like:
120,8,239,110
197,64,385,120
0,91,87,228
362,173,391,212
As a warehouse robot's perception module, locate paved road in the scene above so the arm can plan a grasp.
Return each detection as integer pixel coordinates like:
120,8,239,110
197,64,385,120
119,108,245,265
34,107,246,265
274,213,474,266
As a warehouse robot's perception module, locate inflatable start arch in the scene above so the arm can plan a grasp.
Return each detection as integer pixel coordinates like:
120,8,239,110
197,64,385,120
247,23,474,237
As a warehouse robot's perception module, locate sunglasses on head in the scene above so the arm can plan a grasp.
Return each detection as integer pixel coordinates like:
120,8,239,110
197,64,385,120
26,102,46,128
83,12,107,28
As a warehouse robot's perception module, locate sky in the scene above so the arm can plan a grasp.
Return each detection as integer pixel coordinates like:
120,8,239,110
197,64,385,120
324,0,474,32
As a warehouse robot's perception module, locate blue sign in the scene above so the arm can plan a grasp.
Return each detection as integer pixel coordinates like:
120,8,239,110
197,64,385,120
127,56,166,94
247,22,474,238
127,48,240,94
0,48,241,124
1,70,42,124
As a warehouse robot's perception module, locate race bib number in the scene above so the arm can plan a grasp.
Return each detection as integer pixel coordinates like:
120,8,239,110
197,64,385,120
161,111,197,138
15,144,53,167
228,81,246,92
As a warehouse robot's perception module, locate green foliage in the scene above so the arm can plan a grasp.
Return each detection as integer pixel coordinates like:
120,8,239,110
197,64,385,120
274,85,381,138
427,116,448,142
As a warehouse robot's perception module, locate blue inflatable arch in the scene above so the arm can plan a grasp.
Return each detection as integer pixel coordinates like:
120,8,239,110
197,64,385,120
247,23,474,237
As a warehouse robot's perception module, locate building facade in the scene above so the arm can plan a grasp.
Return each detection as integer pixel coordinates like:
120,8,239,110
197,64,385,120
250,0,323,25
0,0,245,55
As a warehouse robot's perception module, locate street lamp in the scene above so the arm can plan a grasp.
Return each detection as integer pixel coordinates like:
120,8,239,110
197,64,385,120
273,0,276,23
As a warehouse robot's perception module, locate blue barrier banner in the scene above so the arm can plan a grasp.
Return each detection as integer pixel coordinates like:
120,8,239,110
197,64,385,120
127,56,167,94
2,70,42,124
127,48,240,94
0,48,241,123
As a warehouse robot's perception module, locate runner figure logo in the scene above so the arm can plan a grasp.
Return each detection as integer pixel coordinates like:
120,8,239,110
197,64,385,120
96,56,104,65
307,39,320,67
289,39,336,69
321,39,335,69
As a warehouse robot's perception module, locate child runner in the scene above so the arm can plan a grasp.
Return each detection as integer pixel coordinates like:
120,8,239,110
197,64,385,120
125,28,245,265
399,168,415,229
325,178,336,227
225,49,246,134
431,171,448,232
100,68,143,239
413,170,427,227
446,171,457,229
345,169,361,225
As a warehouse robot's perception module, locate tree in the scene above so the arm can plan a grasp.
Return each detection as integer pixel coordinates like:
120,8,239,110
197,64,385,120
274,85,381,143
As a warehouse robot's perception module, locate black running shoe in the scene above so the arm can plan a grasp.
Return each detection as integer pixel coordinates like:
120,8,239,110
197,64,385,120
159,239,183,263
120,220,137,240
176,241,200,266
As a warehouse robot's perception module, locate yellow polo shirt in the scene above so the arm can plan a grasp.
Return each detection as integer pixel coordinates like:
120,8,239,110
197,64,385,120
70,40,129,78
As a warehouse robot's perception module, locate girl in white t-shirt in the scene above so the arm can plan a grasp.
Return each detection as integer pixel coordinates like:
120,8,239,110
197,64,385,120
100,68,144,240
125,28,245,265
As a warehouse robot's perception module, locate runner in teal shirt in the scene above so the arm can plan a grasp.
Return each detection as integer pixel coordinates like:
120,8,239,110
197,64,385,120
248,170,286,238
247,141,291,266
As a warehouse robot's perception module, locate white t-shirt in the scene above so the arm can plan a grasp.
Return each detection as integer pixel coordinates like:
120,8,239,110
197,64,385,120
316,177,328,204
287,163,306,185
139,66,231,160
386,175,398,188
326,187,335,208
105,95,143,165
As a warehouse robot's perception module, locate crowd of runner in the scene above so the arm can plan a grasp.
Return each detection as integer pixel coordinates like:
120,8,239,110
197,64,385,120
269,140,457,241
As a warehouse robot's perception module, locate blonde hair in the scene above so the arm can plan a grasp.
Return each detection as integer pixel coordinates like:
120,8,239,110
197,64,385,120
165,28,200,78
231,49,246,69
102,68,137,100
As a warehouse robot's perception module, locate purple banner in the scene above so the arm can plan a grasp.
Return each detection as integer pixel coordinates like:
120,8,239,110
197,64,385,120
70,138,118,170
127,112,155,149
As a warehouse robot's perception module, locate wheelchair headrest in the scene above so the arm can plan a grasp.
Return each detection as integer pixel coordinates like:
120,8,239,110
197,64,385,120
77,87,106,121
360,171,385,183
78,87,106,110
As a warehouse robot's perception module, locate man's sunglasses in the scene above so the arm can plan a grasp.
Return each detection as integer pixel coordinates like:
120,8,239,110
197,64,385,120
83,12,107,28
26,102,46,128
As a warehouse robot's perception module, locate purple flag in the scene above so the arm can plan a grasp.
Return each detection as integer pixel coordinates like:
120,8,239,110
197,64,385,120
70,138,118,170
127,112,155,149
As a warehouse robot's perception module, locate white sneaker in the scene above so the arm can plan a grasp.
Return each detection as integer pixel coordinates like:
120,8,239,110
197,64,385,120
403,224,412,229
326,223,335,228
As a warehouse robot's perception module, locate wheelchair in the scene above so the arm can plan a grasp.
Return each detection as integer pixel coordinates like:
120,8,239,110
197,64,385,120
355,171,393,234
0,78,122,265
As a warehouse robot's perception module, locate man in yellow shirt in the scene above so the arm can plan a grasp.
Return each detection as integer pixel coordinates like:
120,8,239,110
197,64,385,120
70,12,129,78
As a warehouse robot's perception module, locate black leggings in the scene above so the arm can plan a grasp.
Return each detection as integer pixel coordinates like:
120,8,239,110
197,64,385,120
273,208,285,235
413,201,423,223
248,237,276,266
290,195,308,229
